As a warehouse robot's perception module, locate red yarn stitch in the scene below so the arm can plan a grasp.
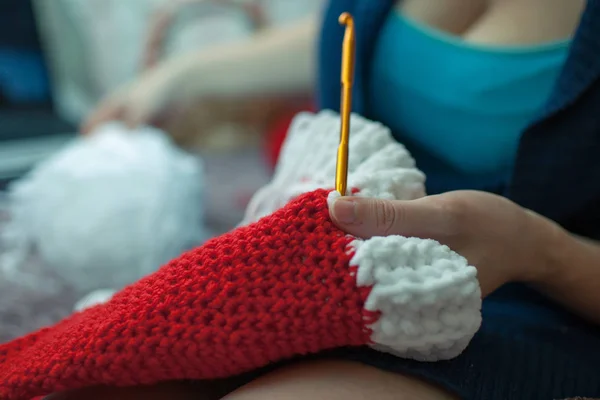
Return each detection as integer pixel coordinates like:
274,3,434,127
0,190,378,400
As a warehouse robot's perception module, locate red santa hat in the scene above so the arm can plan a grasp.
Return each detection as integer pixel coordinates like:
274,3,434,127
0,112,481,400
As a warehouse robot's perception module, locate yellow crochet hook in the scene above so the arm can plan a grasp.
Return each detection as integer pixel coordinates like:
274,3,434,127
335,12,356,196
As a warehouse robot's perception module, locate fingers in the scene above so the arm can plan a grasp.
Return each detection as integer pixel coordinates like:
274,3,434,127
329,195,457,240
80,96,154,135
80,82,159,135
80,100,125,135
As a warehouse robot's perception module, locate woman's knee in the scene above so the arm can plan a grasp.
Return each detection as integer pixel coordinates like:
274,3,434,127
223,360,458,400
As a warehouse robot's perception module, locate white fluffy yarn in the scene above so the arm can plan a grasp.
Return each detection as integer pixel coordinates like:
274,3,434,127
0,122,207,295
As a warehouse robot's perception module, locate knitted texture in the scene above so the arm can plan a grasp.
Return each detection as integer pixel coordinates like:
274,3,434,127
0,190,366,399
0,189,481,400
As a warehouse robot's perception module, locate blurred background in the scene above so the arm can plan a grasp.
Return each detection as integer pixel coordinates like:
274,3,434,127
1,0,322,224
0,0,324,341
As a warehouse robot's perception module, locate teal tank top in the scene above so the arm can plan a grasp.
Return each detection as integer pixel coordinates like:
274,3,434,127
369,11,570,178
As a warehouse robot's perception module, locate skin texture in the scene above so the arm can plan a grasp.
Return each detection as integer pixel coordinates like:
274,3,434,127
46,361,459,400
463,0,586,45
401,0,586,45
400,0,489,35
45,382,211,400
221,361,458,400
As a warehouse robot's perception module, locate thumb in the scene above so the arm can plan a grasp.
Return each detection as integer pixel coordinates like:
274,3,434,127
329,196,454,239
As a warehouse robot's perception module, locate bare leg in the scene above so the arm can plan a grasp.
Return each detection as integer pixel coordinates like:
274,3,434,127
44,381,227,400
224,360,459,400
45,360,459,400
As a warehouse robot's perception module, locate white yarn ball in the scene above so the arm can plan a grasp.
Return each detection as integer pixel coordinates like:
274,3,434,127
5,122,208,294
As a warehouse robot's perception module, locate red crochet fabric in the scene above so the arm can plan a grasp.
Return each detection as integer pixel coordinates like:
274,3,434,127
0,190,378,400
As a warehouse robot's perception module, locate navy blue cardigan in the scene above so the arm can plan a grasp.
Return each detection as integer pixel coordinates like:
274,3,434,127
318,0,600,240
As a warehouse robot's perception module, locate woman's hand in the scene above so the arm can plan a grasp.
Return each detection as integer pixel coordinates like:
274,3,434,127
81,14,317,138
79,61,276,147
81,63,184,135
329,190,561,297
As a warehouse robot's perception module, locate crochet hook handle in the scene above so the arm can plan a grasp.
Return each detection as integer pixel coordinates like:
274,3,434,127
336,12,356,196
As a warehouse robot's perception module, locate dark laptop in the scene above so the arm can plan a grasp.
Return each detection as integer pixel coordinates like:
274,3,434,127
0,0,75,187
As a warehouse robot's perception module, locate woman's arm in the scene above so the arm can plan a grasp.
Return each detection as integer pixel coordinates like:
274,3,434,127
82,14,318,134
169,14,318,100
536,230,600,325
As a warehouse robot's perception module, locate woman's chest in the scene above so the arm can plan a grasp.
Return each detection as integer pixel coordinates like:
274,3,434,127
367,8,570,178
398,0,584,46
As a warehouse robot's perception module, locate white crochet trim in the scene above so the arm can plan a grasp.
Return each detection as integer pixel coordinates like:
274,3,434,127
241,110,426,225
349,236,482,361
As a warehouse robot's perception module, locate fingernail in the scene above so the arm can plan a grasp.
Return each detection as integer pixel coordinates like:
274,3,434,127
332,198,357,224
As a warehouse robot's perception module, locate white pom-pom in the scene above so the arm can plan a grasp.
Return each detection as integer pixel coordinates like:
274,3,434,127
1,122,208,294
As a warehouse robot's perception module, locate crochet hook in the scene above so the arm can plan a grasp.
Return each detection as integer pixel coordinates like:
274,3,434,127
335,12,356,196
